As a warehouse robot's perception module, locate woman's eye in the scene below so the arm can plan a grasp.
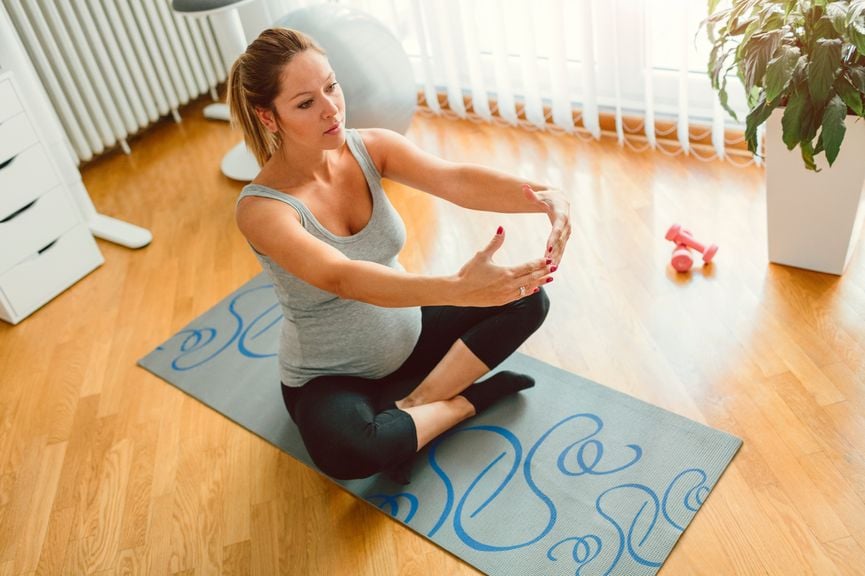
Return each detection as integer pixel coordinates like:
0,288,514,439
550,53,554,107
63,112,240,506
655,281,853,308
327,81,339,92
299,100,313,109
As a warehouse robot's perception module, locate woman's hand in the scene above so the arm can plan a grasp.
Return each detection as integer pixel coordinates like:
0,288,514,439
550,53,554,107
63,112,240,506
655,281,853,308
522,185,571,266
454,227,554,306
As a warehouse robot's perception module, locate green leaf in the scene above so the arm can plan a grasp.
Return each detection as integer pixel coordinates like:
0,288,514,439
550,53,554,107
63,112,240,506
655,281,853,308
785,82,825,148
809,38,843,101
743,30,783,92
745,93,779,153
792,54,809,85
731,15,758,36
814,132,825,155
759,3,787,30
709,44,733,89
716,64,741,122
781,88,809,149
736,18,763,68
849,65,865,91
718,79,740,122
836,75,865,115
850,25,865,56
709,43,721,86
808,13,841,52
703,9,732,43
765,45,801,102
800,139,820,171
827,1,850,34
850,0,865,39
747,85,763,109
803,95,825,143
730,0,761,31
821,94,848,165
729,0,750,23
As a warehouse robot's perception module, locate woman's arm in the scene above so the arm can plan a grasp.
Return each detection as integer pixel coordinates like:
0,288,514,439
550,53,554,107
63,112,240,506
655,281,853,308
363,128,545,212
363,128,572,265
236,197,552,308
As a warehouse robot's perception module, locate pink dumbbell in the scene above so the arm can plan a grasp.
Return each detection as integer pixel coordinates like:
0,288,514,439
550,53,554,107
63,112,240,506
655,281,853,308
665,224,718,263
671,242,694,272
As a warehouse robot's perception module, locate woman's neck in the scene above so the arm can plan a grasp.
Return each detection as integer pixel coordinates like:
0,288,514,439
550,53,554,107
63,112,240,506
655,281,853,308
257,143,338,190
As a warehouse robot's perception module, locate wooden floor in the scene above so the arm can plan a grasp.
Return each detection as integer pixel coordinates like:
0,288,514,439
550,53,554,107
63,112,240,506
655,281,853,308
2,94,865,575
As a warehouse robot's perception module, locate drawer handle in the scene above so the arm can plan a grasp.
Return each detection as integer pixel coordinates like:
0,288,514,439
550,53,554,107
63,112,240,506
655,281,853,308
0,198,36,223
0,154,15,171
38,239,58,254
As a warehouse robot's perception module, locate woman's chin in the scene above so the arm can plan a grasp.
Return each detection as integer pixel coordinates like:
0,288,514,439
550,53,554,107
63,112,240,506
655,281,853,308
322,130,346,148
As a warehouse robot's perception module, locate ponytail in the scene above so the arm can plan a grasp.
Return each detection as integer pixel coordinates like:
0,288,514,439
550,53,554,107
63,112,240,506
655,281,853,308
227,56,278,167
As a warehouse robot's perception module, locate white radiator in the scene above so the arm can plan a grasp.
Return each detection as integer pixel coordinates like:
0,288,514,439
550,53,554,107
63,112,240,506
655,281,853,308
2,0,227,164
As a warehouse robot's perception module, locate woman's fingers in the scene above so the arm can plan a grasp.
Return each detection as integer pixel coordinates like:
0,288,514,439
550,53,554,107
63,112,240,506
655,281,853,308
521,184,550,211
521,184,572,266
508,259,555,299
480,226,506,259
546,220,572,265
512,258,550,278
531,187,570,265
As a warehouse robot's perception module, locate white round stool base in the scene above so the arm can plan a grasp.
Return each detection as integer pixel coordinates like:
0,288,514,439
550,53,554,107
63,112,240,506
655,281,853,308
221,141,259,181
204,103,231,122
89,214,152,248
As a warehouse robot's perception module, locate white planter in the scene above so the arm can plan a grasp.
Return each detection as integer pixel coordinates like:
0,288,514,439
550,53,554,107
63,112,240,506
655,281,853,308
765,109,865,275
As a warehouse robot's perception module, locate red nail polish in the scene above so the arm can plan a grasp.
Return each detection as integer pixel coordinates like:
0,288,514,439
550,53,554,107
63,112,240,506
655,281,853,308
546,258,552,265
547,246,553,253
546,277,554,283
551,265,557,273
533,287,539,294
497,226,503,235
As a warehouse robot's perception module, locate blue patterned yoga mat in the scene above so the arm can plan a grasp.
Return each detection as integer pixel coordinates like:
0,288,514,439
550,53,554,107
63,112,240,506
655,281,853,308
138,272,741,576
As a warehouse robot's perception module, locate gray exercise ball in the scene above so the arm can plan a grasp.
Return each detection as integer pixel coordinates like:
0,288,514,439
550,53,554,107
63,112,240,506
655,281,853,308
275,5,416,134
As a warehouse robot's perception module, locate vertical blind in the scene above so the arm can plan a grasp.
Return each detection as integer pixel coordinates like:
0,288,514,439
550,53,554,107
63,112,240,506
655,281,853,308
6,0,758,166
329,0,756,166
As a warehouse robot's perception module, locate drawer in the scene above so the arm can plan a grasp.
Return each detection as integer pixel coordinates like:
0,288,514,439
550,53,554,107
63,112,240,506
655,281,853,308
0,79,23,124
0,186,79,272
0,223,103,324
0,145,61,220
0,113,39,165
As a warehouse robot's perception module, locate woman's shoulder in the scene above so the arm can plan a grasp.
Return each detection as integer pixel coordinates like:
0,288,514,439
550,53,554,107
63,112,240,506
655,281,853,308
238,181,280,207
354,127,400,149
236,182,303,224
353,128,406,175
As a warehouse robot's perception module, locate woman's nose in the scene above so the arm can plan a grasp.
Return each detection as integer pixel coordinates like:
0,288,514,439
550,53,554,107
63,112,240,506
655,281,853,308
322,95,339,118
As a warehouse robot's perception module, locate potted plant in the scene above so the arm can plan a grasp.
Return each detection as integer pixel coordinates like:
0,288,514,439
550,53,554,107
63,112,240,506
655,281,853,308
705,0,865,275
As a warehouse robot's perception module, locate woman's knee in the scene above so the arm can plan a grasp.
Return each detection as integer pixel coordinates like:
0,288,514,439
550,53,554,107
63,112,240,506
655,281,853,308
310,440,379,480
302,410,415,480
523,286,551,330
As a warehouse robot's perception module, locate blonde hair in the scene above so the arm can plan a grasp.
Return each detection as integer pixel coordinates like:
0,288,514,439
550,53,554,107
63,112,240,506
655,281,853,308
227,28,325,167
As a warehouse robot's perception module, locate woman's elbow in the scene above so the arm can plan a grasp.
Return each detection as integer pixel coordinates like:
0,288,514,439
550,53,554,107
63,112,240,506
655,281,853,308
328,269,370,303
331,276,356,301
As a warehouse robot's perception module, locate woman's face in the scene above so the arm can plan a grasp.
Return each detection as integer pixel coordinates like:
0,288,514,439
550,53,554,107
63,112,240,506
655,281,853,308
261,50,346,150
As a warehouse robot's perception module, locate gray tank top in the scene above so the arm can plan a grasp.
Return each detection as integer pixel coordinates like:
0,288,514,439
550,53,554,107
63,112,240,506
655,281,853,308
237,129,422,387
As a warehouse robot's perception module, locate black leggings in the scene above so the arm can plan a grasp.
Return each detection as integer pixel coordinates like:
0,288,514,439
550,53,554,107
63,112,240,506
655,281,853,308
281,288,550,480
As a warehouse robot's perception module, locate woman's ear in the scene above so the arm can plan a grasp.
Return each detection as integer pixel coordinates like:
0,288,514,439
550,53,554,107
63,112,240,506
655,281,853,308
254,107,278,133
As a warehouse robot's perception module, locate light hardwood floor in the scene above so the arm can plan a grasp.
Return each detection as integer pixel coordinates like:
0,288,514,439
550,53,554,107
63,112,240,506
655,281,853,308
1,95,865,575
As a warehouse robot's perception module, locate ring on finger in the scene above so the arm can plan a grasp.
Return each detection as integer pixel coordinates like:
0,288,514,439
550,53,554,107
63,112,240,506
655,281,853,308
519,285,526,297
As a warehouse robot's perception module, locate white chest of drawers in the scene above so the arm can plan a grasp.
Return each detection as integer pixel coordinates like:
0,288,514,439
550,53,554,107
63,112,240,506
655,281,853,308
0,70,103,324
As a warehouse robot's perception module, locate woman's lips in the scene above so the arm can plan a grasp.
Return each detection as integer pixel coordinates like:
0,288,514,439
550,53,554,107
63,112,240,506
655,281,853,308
324,122,341,135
